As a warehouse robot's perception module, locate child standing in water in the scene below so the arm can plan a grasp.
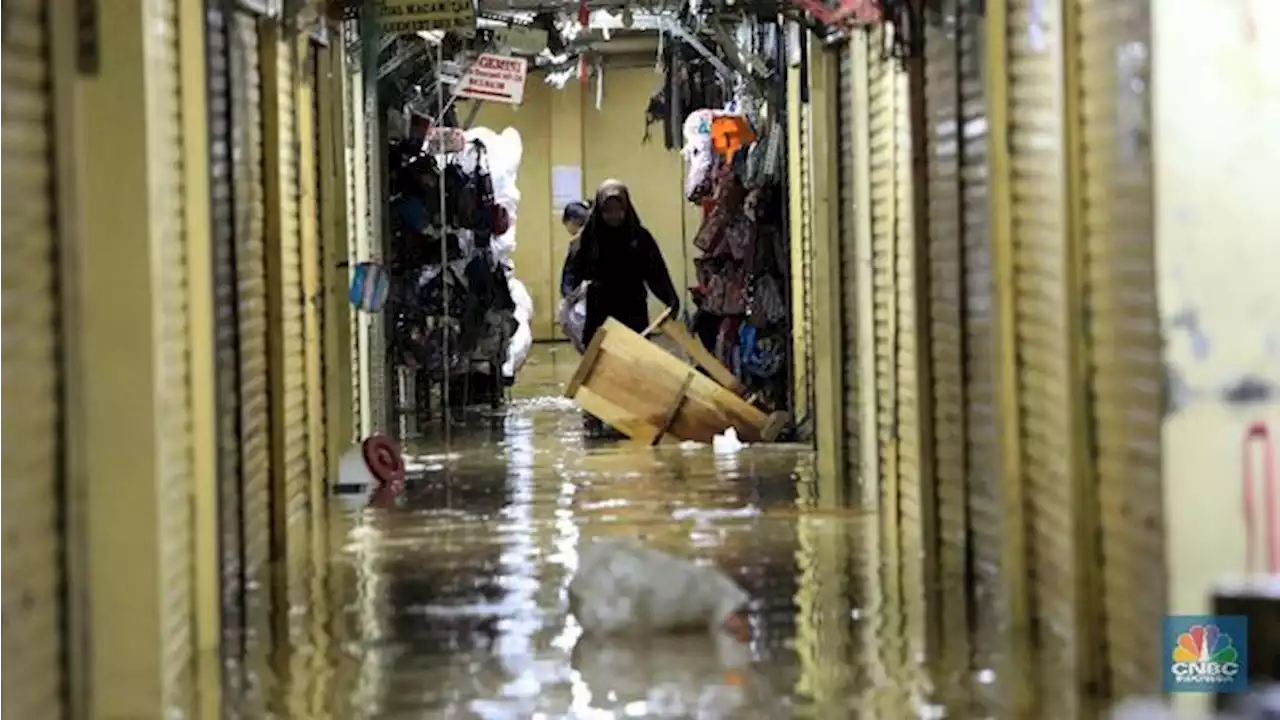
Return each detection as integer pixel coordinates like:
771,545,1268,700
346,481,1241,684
558,201,592,353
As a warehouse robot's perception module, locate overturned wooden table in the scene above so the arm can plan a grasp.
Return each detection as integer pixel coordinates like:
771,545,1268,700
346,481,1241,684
564,311,789,445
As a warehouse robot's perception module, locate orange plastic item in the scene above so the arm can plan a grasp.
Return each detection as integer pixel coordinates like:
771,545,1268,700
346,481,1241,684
710,115,756,162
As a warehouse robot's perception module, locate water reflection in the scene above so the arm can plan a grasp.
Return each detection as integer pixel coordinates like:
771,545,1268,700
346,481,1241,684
242,344,1001,719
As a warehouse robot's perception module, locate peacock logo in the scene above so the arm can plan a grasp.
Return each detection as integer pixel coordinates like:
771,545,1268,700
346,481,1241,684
1169,623,1241,685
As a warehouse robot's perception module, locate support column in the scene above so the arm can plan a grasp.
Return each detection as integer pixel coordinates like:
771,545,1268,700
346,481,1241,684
73,0,200,715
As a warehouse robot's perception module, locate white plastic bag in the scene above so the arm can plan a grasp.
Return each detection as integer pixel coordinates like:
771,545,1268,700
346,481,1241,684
569,537,749,637
557,282,588,354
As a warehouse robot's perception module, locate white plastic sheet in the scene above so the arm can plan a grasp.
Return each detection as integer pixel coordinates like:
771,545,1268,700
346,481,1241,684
569,537,749,637
504,277,533,378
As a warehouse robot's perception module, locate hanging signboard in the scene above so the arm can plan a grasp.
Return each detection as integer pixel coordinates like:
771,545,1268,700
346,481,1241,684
454,53,529,105
376,0,476,33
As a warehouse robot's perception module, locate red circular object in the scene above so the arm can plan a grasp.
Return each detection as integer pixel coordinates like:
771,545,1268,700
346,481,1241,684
362,435,405,488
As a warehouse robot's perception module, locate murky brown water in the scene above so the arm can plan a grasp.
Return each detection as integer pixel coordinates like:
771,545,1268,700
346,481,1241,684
234,344,1009,719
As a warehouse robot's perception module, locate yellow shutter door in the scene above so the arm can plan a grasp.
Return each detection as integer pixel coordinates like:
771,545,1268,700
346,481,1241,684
299,39,328,551
892,46,932,689
153,0,197,708
1,1,66,716
865,30,909,697
1006,0,1098,711
1073,0,1163,698
836,40,862,491
263,23,311,608
923,7,971,682
207,0,247,692
231,11,274,648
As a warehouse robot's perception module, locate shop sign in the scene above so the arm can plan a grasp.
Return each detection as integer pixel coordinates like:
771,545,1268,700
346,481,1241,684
454,53,529,105
376,0,476,33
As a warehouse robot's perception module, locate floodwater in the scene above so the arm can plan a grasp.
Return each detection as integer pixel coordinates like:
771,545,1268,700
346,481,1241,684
238,344,1014,719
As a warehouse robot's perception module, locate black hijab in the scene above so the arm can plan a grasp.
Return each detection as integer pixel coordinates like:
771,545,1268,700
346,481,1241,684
577,179,650,278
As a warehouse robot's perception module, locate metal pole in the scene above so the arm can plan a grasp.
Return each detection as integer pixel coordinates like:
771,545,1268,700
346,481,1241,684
436,39,451,439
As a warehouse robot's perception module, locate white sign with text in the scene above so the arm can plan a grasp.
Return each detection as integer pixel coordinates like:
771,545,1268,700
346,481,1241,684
455,53,529,105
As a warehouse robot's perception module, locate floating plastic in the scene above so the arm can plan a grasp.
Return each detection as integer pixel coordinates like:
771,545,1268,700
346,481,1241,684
569,537,749,637
712,428,745,455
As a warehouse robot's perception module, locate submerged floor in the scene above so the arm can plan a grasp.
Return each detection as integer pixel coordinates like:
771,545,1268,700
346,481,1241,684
240,343,1007,719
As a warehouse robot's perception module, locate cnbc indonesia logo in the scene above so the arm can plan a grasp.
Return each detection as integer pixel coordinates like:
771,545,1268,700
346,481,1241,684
1170,623,1241,686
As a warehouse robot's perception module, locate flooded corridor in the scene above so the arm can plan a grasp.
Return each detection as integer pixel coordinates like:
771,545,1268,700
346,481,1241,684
242,344,1008,719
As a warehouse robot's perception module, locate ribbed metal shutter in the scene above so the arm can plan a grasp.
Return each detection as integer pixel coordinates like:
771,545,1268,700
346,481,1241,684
1076,0,1162,697
206,0,246,691
1007,0,1083,711
796,89,815,428
957,10,1004,686
866,27,906,683
0,2,65,716
153,0,196,707
231,12,272,605
835,41,860,493
923,7,970,679
891,50,929,682
276,35,311,584
303,43,328,526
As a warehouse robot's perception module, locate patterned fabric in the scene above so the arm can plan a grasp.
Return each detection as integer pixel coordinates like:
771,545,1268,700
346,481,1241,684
748,274,787,326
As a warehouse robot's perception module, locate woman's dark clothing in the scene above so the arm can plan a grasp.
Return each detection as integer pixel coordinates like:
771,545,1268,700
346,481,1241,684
566,181,680,347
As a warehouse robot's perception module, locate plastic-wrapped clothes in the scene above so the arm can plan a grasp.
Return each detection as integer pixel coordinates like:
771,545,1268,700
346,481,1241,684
503,277,533,379
448,127,524,271
568,537,750,637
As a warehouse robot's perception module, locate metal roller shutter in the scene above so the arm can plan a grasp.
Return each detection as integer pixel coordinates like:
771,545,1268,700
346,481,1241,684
206,0,246,690
892,49,929,684
152,0,196,706
957,9,1005,685
795,84,815,428
302,42,328,526
866,28,906,688
1075,0,1161,697
923,6,970,679
0,2,65,716
231,11,272,604
836,41,860,493
1007,0,1086,710
273,30,311,600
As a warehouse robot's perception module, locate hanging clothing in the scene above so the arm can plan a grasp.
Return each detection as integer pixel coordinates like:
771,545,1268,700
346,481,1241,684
566,179,681,347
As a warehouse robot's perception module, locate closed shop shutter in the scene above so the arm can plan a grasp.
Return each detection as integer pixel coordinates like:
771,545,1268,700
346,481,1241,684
206,0,246,686
0,2,65,716
794,84,815,427
1006,0,1085,710
152,0,196,706
310,44,328,511
1076,0,1162,697
270,30,312,599
231,12,273,603
923,7,970,675
835,40,860,491
891,48,928,678
956,10,1005,685
298,42,326,526
866,27,905,680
